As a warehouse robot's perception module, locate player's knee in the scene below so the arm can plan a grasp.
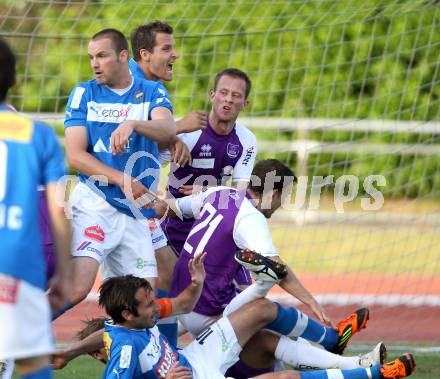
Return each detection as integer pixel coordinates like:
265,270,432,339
70,285,91,305
248,298,275,323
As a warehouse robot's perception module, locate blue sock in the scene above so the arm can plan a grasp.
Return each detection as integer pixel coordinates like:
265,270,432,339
299,365,381,379
156,288,178,346
20,366,53,379
266,303,338,350
51,302,74,321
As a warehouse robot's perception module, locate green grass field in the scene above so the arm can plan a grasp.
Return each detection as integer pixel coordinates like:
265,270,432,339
34,350,439,379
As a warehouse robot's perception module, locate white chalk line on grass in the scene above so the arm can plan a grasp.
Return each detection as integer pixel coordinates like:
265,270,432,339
86,293,440,306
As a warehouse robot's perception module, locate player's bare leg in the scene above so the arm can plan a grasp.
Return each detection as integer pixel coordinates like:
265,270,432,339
155,245,177,292
70,256,99,305
14,356,50,377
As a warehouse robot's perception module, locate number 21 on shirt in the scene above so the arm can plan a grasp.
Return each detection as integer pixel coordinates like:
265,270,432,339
183,203,223,256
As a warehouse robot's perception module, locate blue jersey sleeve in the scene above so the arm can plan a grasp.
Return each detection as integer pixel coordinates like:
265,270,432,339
102,342,138,379
33,122,66,185
64,84,88,128
148,82,173,118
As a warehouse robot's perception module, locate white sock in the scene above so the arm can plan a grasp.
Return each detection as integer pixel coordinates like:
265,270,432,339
223,281,273,316
274,335,361,370
0,359,14,379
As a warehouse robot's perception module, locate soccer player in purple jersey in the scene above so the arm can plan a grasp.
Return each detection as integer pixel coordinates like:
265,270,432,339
155,159,380,376
161,68,257,258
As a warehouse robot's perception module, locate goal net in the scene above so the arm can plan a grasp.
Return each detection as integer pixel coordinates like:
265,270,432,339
1,0,439,345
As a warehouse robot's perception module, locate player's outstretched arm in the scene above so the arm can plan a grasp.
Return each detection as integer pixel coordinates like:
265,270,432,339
45,182,72,311
52,329,104,369
278,262,334,328
176,110,207,133
169,253,206,315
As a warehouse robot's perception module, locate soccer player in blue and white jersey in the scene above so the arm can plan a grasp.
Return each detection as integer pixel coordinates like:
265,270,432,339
128,21,209,346
0,38,71,379
98,274,415,379
57,28,177,319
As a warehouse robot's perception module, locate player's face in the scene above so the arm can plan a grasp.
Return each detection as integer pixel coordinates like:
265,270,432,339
148,33,179,82
129,287,160,329
88,38,128,86
259,189,283,219
210,75,249,123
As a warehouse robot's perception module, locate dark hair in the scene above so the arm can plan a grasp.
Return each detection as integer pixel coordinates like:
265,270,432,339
99,275,152,323
92,28,129,54
249,159,296,194
131,21,174,61
214,68,252,99
76,317,106,341
0,38,16,102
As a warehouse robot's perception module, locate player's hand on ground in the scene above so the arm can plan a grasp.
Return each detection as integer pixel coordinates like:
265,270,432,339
188,252,207,286
110,120,136,154
48,272,72,312
176,110,207,133
51,349,73,370
165,362,193,379
171,138,192,167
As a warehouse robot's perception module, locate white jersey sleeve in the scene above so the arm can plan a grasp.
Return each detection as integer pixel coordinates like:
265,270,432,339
232,198,278,257
232,121,257,182
175,186,220,219
178,129,203,152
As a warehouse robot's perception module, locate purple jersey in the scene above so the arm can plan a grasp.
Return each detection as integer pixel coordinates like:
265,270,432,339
171,188,245,315
162,119,256,255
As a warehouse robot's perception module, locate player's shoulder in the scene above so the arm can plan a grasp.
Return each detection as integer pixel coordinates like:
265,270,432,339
235,120,256,142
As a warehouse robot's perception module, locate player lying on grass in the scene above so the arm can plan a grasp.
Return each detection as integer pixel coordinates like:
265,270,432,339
54,253,415,379
52,254,409,378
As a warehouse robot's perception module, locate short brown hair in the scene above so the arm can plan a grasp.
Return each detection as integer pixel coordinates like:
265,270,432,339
99,275,152,323
92,28,129,54
249,159,296,194
0,38,16,102
214,68,252,99
131,21,174,61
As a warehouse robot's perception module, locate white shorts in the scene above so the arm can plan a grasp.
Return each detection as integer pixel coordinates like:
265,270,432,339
178,311,221,337
0,275,54,360
182,317,241,379
70,183,157,279
147,218,168,251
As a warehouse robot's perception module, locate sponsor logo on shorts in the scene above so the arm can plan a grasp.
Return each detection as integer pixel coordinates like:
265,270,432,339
84,225,105,242
0,276,19,304
147,218,158,231
76,241,102,256
152,235,165,244
226,143,240,158
136,257,156,270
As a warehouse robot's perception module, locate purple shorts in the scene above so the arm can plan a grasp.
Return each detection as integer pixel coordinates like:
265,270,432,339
225,358,275,379
39,191,55,283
